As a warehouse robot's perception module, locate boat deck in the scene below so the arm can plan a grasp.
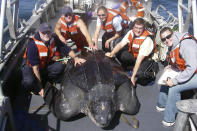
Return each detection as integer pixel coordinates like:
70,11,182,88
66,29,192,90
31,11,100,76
12,62,174,131
11,2,173,131
31,74,173,131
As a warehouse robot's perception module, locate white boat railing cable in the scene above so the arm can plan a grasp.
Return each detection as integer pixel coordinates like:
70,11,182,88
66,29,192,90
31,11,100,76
0,0,6,62
192,0,197,38
12,0,20,37
178,0,192,33
6,0,17,40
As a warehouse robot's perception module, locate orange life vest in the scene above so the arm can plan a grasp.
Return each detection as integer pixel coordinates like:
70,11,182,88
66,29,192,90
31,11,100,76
119,0,144,18
170,34,197,73
59,15,88,51
60,15,80,37
128,29,157,59
23,36,58,69
101,9,130,34
120,1,129,13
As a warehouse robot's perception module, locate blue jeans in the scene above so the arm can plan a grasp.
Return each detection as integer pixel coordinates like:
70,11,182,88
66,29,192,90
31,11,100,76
157,74,197,122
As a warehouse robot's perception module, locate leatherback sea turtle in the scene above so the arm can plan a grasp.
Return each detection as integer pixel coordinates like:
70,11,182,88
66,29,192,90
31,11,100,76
44,51,140,127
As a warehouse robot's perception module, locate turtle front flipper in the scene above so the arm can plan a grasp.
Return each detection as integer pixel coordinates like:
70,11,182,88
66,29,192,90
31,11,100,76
44,82,85,120
116,75,140,115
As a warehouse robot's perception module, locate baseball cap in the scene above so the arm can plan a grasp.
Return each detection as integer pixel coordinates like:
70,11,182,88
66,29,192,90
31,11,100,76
39,23,52,33
62,5,72,15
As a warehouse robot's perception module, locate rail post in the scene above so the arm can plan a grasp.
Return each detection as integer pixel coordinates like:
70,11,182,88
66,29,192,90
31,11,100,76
0,0,7,60
173,111,189,131
174,99,197,131
192,0,197,38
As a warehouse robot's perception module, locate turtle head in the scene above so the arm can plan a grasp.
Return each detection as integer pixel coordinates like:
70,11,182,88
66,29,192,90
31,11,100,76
88,98,115,127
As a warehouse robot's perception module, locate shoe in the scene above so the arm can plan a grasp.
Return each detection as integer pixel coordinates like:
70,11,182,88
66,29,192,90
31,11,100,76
156,106,165,112
162,120,175,127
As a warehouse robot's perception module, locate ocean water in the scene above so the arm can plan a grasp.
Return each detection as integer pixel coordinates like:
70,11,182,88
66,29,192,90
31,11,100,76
0,0,187,24
17,0,179,19
18,0,38,19
0,0,192,35
152,0,178,15
18,0,44,20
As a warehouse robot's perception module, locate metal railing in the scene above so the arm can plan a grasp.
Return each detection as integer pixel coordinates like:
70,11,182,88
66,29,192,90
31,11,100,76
0,0,8,62
192,0,197,38
178,0,192,33
177,0,197,37
151,4,178,29
0,0,65,130
0,0,19,56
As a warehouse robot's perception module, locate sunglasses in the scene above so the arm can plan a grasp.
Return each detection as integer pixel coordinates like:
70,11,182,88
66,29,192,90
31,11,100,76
97,14,106,17
161,34,172,42
65,13,72,17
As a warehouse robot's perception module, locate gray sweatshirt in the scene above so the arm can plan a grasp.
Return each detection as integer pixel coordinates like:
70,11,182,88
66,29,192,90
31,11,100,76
171,32,197,85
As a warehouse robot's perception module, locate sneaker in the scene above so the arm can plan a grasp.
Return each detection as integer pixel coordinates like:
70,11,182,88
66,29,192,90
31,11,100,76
156,106,165,112
162,120,175,127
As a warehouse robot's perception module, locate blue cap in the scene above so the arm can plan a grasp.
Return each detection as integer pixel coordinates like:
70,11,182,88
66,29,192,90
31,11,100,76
39,23,52,32
62,5,72,15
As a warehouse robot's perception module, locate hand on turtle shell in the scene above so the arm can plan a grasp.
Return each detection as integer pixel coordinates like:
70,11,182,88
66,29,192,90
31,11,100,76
74,57,86,66
105,52,113,58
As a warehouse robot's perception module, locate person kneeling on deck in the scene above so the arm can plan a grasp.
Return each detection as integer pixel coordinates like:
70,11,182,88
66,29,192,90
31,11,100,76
105,18,158,86
21,23,86,97
94,6,131,52
156,27,197,127
55,5,95,52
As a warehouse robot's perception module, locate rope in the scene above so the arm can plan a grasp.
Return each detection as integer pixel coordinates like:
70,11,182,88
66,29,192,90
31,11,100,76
121,114,139,128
